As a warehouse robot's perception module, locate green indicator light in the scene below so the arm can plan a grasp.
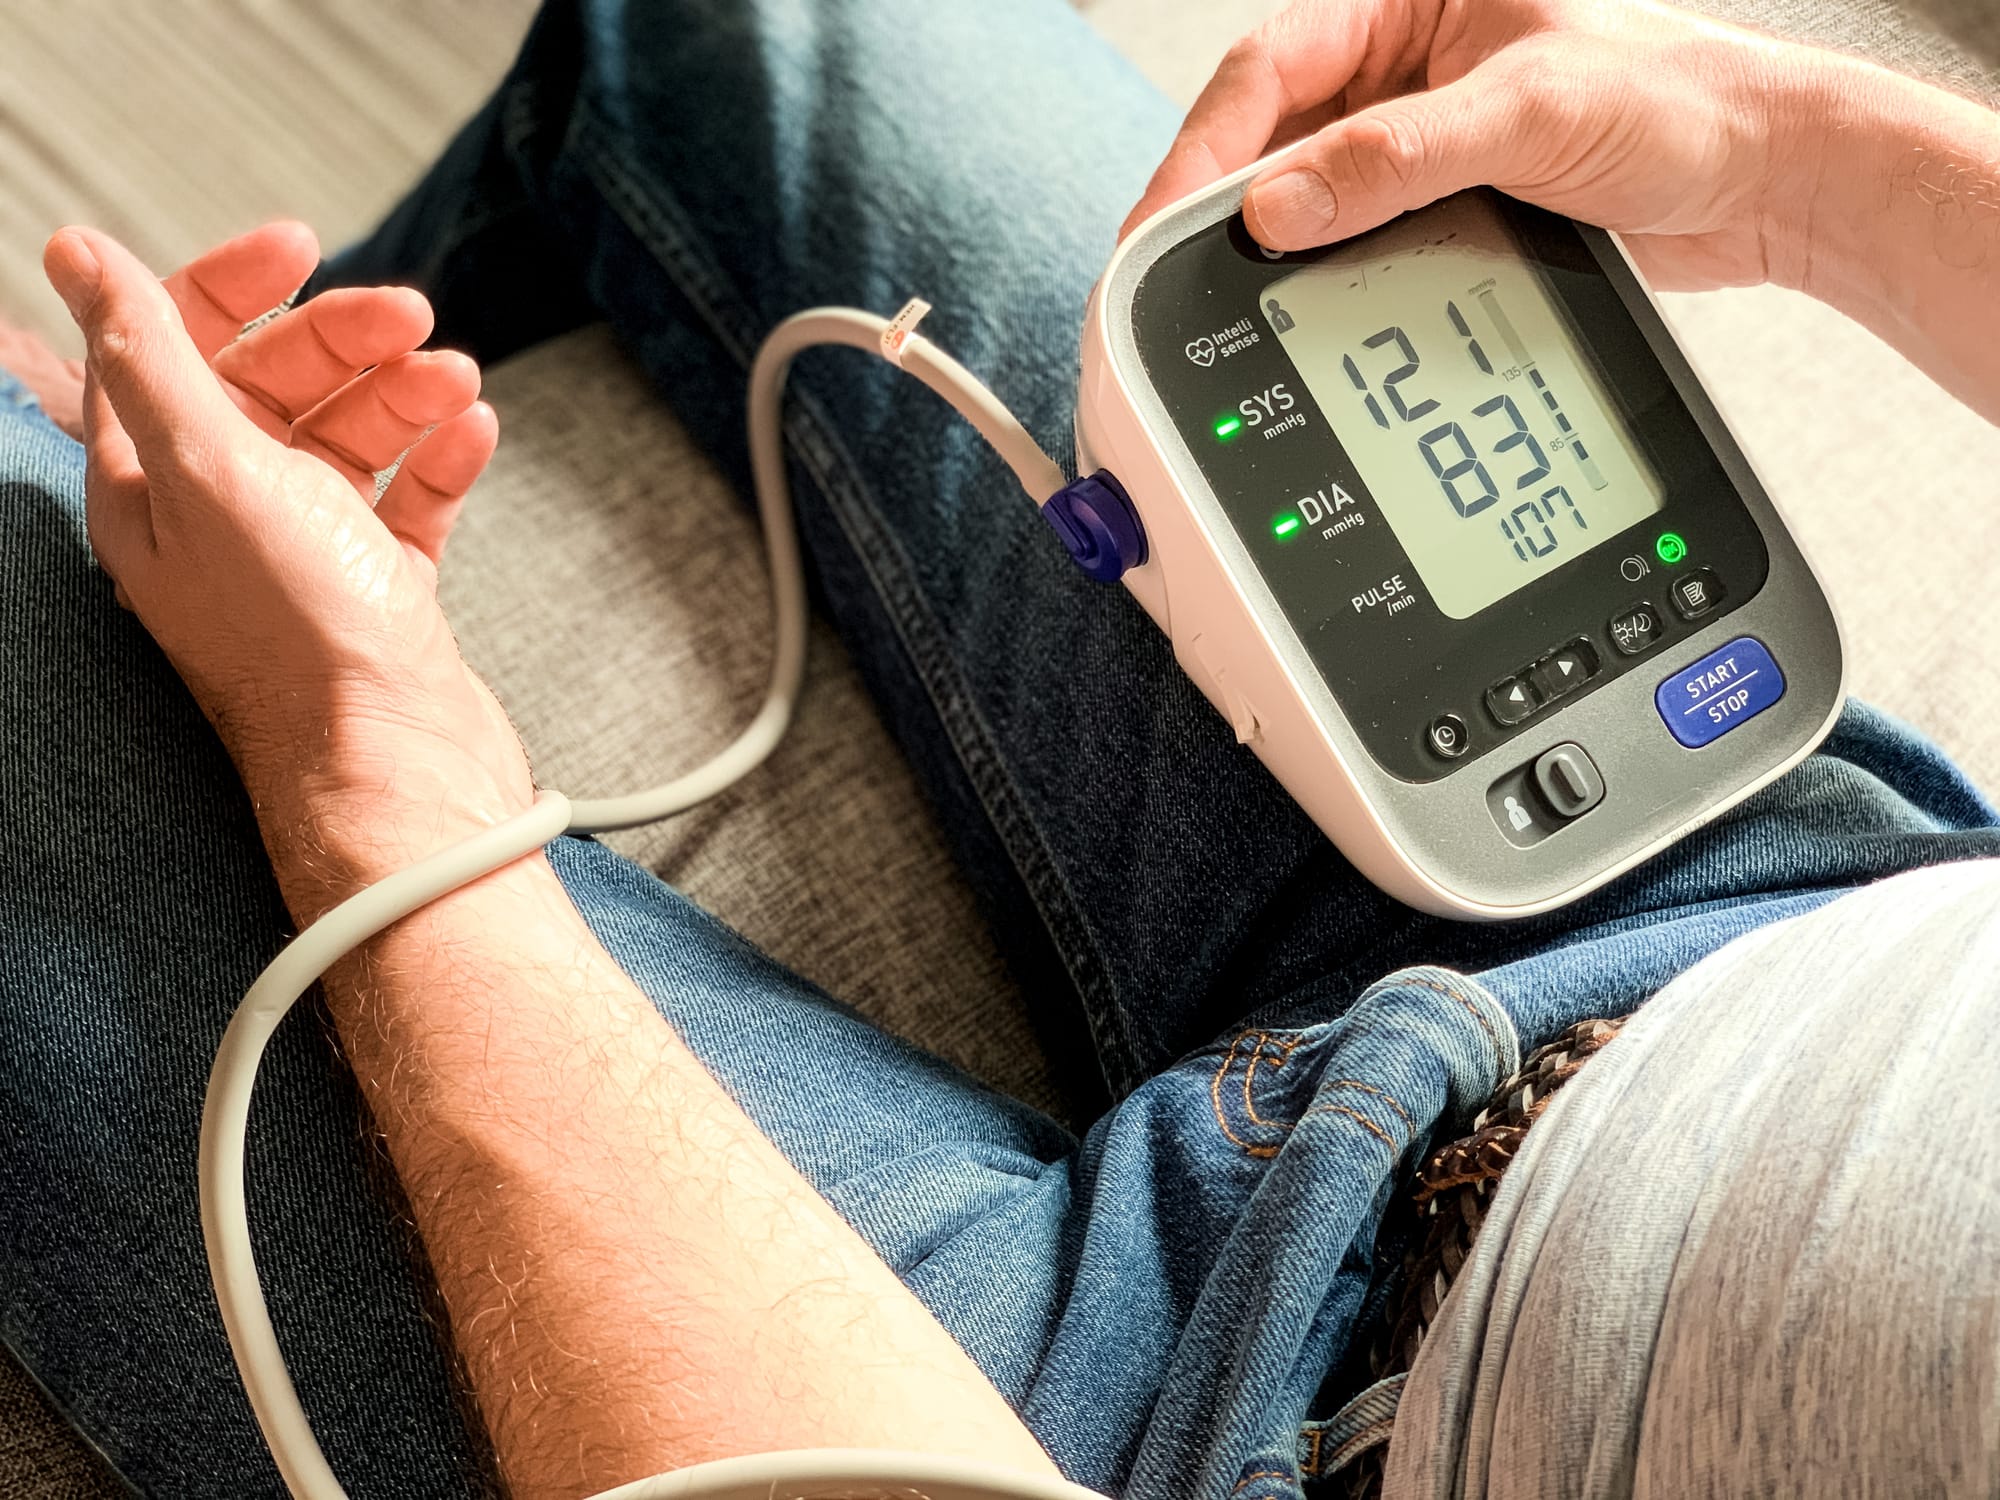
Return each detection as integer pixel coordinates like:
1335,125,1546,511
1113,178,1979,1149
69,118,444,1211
1214,413,1243,442
1656,532,1688,565
1274,514,1301,539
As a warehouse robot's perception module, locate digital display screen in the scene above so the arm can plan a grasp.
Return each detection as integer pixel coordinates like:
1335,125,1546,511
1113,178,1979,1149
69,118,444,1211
1259,194,1664,619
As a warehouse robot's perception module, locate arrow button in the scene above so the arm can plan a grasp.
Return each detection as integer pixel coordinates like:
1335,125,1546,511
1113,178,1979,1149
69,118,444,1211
1531,639,1601,702
1485,675,1541,727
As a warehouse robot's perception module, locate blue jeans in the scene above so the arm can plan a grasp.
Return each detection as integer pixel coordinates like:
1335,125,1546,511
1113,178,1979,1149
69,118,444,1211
5,2,2000,1497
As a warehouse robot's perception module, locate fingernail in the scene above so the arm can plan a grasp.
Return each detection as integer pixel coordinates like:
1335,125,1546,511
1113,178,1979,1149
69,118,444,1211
1250,169,1337,244
47,233,103,320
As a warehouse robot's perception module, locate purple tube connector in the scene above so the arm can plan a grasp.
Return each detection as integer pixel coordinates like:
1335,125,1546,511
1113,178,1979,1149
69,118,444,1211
1041,470,1148,583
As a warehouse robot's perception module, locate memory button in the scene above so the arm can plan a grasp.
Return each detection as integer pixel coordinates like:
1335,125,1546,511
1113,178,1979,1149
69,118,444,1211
1670,568,1725,621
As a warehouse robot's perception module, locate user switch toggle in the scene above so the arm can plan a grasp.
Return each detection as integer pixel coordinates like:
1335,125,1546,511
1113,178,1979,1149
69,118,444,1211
1486,741,1607,849
1533,743,1605,820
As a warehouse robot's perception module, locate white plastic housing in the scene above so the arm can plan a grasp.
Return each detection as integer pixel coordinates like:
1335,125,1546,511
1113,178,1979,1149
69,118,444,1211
1074,160,1845,920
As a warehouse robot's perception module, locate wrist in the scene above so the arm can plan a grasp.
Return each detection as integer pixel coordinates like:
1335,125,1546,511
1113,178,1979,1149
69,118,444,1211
212,662,539,921
1757,47,1998,319
248,741,539,925
1748,40,1855,300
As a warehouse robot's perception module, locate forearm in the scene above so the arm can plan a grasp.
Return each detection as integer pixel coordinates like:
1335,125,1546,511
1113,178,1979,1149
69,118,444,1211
1766,49,2000,421
37,213,1048,1500
285,836,1054,1500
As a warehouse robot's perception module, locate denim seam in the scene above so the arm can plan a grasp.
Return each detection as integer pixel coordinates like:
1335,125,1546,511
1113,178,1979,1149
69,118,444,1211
1206,970,1512,1159
1240,1030,1301,1129
1348,966,1519,1084
382,81,546,281
0,1323,141,1495
499,69,545,159
1300,1102,1399,1152
1229,1470,1293,1496
1210,1031,1286,1159
571,109,757,367
886,1163,1058,1283
565,104,1143,1083
1328,1078,1413,1127
1180,971,1508,1067
1212,1029,1412,1162
1406,973,1509,1077
412,199,538,275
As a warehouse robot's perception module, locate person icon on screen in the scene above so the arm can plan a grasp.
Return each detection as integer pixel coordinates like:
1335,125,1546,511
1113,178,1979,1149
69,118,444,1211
1265,298,1295,334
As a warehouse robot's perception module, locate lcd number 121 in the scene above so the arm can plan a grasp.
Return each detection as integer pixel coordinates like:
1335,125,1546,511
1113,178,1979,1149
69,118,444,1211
1342,298,1597,564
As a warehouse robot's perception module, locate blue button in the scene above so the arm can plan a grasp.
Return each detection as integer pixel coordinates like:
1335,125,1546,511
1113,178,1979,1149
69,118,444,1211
1655,637,1786,748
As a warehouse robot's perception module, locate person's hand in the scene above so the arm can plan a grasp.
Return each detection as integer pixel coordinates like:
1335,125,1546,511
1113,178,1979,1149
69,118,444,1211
42,222,532,911
0,321,85,438
1124,0,1828,292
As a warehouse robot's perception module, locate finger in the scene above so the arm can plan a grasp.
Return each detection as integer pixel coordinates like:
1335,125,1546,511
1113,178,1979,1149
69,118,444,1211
45,225,257,485
78,364,138,486
212,285,434,434
1120,0,1432,238
72,263,174,576
375,401,498,571
163,221,320,361
1243,72,1545,250
290,349,481,493
78,364,151,580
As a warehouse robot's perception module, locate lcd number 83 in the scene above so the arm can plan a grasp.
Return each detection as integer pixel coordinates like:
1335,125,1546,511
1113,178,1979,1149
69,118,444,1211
1342,303,1592,564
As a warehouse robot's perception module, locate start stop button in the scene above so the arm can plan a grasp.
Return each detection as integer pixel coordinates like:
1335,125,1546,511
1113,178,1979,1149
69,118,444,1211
1656,637,1786,748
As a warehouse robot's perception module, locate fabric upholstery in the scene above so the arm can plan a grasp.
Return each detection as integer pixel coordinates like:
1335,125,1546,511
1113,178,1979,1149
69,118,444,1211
437,328,1055,1110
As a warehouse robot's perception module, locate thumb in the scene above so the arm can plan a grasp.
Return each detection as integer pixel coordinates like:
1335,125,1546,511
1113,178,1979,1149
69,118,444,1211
1244,74,1546,251
44,226,255,484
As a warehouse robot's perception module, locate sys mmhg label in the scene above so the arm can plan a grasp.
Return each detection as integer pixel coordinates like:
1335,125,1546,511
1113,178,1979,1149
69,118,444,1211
1656,636,1786,749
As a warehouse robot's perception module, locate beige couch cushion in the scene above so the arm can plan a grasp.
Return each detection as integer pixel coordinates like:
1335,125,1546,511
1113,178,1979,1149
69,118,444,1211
438,329,1060,1112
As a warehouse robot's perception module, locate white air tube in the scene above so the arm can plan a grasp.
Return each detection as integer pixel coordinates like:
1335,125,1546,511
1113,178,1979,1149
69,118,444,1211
198,306,1104,1500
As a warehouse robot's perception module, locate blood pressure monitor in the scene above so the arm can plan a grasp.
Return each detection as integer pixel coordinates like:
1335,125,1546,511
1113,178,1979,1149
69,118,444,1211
1075,163,1844,919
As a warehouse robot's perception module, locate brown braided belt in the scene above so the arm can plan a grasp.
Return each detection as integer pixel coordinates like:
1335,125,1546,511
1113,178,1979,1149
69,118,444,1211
1336,1016,1625,1499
